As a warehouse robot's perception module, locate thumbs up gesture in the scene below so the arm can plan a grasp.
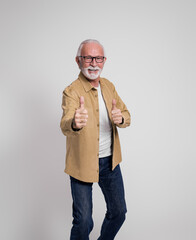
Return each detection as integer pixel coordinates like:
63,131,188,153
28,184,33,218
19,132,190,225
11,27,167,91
72,96,88,130
111,99,123,124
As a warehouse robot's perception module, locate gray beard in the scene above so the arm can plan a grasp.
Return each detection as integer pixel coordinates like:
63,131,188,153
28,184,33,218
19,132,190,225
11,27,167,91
80,67,102,80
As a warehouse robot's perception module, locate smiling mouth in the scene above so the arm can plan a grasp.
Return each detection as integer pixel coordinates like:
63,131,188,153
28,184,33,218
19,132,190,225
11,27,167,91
88,69,98,72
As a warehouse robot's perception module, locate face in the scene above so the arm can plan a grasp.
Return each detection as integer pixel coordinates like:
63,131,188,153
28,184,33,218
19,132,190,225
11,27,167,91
76,42,106,81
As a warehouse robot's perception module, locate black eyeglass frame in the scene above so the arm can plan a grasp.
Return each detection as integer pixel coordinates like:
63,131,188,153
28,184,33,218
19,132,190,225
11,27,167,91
79,56,105,63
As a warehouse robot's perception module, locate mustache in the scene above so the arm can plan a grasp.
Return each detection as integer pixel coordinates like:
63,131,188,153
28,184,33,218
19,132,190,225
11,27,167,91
87,66,101,71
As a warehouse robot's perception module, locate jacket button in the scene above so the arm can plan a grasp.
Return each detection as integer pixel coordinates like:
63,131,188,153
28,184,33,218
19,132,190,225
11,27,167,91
96,109,99,112
97,124,99,127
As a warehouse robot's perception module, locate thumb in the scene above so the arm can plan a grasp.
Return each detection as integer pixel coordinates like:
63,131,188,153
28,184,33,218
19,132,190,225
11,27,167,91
80,96,85,109
112,99,117,110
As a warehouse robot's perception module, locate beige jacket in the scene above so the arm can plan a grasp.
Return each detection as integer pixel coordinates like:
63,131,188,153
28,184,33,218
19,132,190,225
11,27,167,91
60,72,131,182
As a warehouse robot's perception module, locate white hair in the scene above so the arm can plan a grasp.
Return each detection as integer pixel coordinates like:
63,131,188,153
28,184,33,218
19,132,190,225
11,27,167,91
76,39,106,57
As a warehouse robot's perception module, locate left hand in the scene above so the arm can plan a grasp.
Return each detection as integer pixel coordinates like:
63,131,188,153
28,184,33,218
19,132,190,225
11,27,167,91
111,99,123,124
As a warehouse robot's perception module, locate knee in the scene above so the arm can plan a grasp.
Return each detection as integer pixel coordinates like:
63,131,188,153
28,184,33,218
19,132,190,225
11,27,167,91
83,215,94,231
119,210,126,223
117,209,127,222
106,208,127,222
73,213,94,232
71,215,94,239
114,210,127,226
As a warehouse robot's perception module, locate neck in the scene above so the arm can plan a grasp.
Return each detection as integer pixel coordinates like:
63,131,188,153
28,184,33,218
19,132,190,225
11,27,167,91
89,78,100,87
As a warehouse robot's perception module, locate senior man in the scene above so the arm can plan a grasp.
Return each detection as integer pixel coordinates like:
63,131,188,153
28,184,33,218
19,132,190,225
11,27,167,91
60,39,131,240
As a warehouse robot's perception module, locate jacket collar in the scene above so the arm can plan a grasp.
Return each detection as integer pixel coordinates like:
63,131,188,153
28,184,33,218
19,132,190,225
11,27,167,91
78,71,105,92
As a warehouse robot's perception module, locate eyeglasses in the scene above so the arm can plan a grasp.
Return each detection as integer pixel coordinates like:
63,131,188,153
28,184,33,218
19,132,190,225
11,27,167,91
79,56,105,63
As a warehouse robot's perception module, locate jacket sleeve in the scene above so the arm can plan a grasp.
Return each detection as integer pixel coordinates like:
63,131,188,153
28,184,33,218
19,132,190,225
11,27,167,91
113,86,131,128
60,87,84,136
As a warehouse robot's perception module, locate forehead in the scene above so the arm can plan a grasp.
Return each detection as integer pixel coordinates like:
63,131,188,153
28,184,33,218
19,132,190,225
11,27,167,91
81,42,104,56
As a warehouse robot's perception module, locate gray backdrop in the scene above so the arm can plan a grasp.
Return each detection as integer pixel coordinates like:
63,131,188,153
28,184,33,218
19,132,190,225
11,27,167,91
1,0,195,239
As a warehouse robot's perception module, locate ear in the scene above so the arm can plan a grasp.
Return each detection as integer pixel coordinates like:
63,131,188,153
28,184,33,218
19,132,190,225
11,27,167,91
75,57,81,68
75,56,79,65
104,57,107,63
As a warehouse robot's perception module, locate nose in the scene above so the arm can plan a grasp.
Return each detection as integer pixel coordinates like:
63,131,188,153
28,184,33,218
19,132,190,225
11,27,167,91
90,58,97,67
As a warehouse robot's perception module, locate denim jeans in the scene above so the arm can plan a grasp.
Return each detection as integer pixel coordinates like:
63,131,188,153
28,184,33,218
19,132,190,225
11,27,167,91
70,155,127,240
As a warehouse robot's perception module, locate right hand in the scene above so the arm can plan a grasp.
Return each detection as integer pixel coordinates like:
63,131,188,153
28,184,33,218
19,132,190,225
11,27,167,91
72,96,88,130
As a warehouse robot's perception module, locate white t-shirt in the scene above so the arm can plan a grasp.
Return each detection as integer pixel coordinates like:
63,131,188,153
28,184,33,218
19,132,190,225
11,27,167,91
95,84,112,158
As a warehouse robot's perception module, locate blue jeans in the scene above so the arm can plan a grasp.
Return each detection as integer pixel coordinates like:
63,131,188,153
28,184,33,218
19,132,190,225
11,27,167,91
70,155,127,240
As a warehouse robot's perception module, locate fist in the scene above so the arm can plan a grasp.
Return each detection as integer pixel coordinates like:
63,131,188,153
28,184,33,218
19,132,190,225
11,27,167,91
72,96,88,130
111,99,123,124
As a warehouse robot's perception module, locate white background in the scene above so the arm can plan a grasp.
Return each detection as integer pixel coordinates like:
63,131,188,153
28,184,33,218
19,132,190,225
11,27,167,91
0,0,196,239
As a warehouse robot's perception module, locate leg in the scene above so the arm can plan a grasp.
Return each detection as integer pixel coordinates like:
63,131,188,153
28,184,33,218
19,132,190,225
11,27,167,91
97,156,127,240
70,176,94,240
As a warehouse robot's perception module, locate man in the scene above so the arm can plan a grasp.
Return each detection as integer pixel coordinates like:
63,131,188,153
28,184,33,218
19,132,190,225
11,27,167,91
60,39,131,240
